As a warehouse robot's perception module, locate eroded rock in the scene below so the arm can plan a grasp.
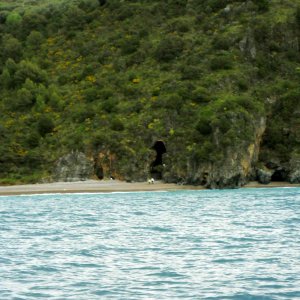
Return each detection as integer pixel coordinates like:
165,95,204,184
53,151,93,182
185,117,266,189
288,152,300,183
256,168,273,184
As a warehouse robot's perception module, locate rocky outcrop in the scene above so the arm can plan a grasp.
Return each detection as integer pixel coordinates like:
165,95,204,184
53,151,94,182
185,117,266,189
288,152,300,183
239,29,256,59
256,168,273,184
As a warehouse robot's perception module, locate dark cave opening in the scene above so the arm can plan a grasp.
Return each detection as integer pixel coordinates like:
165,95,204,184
271,169,287,182
150,140,166,180
94,157,104,180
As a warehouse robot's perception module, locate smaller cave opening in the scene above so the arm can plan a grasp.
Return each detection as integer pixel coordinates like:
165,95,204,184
271,169,287,182
94,154,105,180
94,160,104,180
150,140,166,180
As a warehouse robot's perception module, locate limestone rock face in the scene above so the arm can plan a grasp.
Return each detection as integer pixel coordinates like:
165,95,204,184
211,117,266,188
256,168,273,184
53,151,94,182
186,117,266,189
288,153,300,183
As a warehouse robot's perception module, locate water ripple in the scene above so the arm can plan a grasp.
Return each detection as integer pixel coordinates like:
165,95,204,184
0,188,299,299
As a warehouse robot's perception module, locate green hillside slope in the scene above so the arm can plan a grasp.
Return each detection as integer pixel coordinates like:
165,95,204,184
1,0,300,187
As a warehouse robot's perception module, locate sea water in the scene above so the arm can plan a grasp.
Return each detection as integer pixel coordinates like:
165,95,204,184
0,188,299,300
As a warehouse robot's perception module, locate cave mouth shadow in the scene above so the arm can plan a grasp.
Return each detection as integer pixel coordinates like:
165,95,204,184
150,140,166,180
271,169,287,182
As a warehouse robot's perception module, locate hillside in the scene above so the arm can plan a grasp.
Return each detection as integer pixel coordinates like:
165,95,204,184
0,0,300,188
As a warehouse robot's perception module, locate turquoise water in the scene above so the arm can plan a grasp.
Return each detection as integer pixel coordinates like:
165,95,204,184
0,188,299,299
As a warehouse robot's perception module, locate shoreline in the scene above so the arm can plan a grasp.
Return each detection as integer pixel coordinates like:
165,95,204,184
0,180,299,196
0,180,203,196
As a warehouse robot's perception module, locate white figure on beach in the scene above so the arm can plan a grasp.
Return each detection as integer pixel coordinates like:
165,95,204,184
148,178,155,184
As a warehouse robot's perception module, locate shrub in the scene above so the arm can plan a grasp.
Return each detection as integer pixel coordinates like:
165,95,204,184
252,0,269,12
196,117,212,135
165,93,183,110
120,35,140,55
26,131,40,148
111,118,125,131
99,88,114,100
83,87,98,102
154,36,184,62
180,65,201,80
206,0,227,12
37,116,55,137
166,18,190,33
192,87,210,103
237,78,249,91
166,0,188,17
192,140,214,163
212,36,231,51
102,97,118,113
253,20,270,44
255,53,278,78
213,114,231,134
115,5,134,21
210,54,232,70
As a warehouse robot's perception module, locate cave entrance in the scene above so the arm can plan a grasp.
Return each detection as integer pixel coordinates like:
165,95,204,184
271,169,287,182
150,140,166,180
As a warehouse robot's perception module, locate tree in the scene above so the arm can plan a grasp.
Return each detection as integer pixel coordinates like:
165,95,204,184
14,60,47,86
6,12,22,28
1,35,22,61
15,87,34,109
0,68,12,89
26,31,44,50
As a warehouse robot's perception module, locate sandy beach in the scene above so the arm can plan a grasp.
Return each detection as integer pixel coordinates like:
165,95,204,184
0,180,299,196
0,180,204,196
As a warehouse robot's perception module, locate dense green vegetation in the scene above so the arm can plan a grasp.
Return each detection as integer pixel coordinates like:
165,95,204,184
1,0,300,185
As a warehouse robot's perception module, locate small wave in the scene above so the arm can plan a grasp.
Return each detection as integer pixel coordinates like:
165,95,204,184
256,258,280,263
148,271,187,278
93,290,115,296
244,276,278,282
212,258,246,263
22,292,52,298
64,262,100,268
32,266,60,273
210,294,275,300
273,291,300,298
145,226,174,232
259,284,285,289
0,257,12,264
